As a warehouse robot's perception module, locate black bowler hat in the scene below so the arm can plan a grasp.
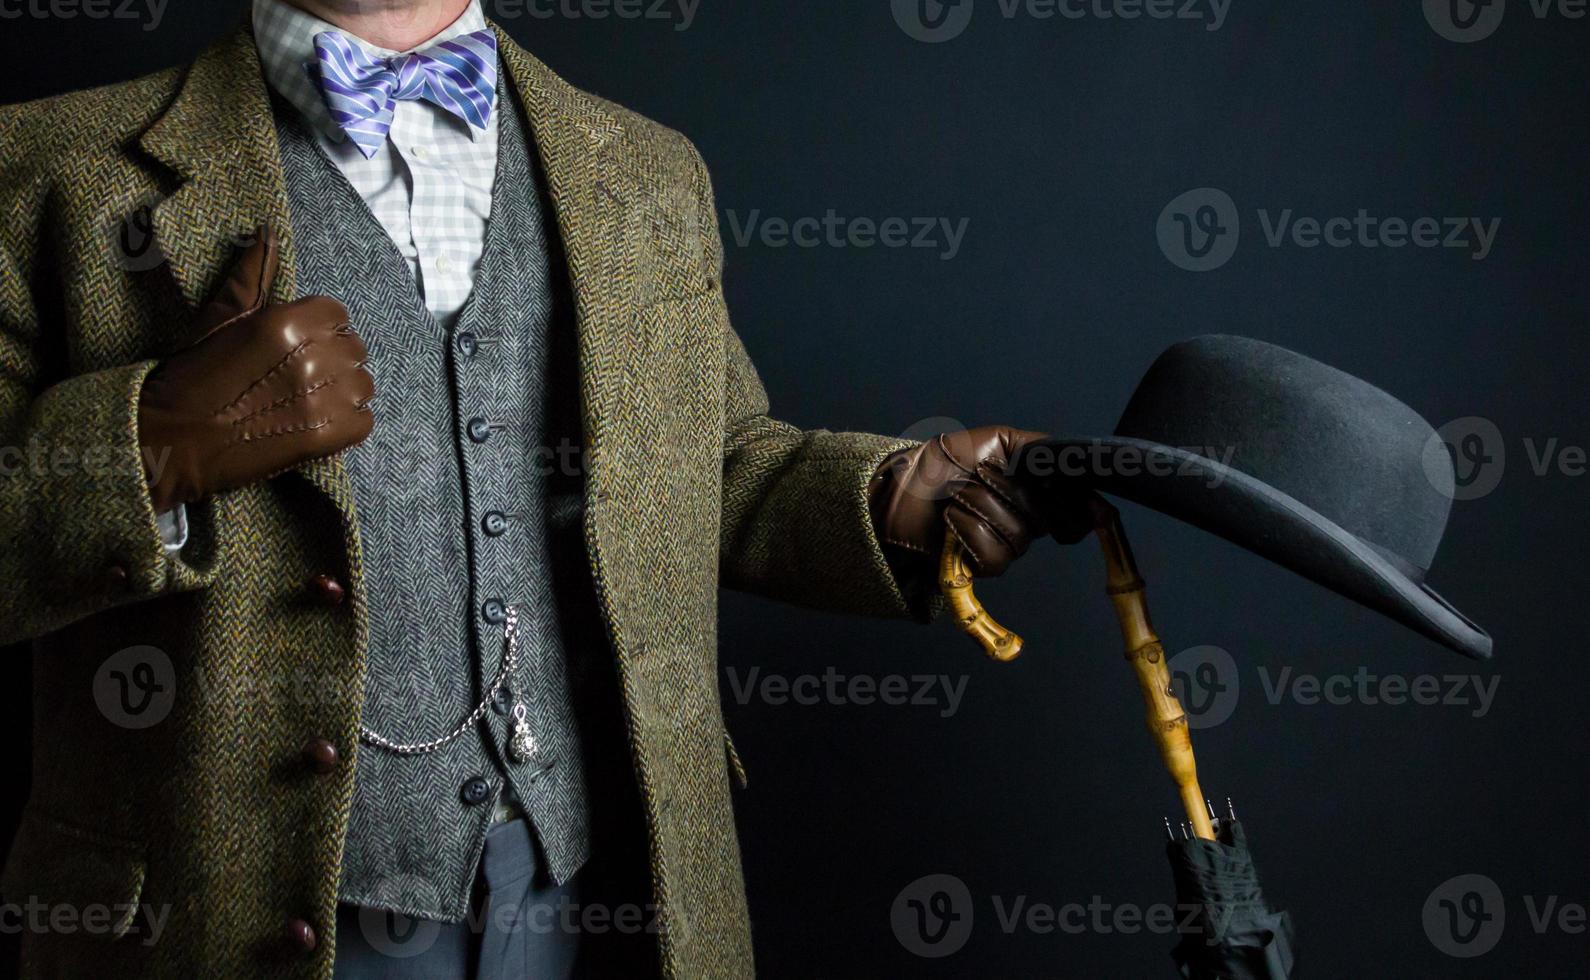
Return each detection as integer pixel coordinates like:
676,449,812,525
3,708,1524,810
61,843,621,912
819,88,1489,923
1038,335,1491,659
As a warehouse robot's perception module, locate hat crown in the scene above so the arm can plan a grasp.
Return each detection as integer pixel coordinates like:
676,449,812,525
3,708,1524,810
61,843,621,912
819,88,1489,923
1115,335,1453,575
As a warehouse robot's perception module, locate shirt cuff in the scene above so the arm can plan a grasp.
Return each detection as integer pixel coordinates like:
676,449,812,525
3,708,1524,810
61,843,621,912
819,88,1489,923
157,505,189,554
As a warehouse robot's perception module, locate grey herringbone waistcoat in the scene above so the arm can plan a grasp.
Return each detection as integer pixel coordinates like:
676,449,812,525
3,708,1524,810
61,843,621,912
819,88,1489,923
276,89,593,922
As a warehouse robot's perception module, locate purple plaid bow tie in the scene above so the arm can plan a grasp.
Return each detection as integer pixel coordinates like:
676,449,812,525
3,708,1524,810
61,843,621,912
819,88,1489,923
308,28,499,159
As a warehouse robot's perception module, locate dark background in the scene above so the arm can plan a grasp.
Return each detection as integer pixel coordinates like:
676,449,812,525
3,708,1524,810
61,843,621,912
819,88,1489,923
3,1,1586,976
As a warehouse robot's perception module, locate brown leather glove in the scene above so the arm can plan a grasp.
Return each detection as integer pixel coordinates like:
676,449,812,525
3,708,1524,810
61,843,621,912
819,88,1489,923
870,426,1094,578
137,228,375,514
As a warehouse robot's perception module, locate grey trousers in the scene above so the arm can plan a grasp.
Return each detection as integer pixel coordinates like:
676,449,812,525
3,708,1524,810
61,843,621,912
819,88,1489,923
333,819,580,980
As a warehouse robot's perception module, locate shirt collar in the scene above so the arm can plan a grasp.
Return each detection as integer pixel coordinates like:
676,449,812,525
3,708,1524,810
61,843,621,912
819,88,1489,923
251,0,494,144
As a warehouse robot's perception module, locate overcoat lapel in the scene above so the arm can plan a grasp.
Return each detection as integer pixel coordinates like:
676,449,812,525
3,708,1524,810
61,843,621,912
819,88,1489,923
132,23,650,612
138,27,299,327
137,26,363,529
494,28,650,515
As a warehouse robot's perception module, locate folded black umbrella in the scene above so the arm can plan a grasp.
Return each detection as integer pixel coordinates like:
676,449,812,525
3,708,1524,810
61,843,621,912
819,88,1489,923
1166,817,1296,980
937,336,1489,977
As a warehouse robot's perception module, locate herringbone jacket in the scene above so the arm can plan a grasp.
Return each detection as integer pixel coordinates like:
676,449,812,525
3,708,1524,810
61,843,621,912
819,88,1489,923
0,23,919,979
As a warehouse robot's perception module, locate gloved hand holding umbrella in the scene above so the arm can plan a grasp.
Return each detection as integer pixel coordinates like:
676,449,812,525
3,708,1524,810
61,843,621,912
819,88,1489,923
936,335,1491,978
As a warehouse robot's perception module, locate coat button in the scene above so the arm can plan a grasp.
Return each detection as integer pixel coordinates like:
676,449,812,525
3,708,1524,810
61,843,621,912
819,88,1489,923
482,512,509,537
460,777,492,806
103,563,130,592
482,599,507,625
308,574,346,606
285,918,317,953
467,417,493,443
301,738,339,775
456,332,478,357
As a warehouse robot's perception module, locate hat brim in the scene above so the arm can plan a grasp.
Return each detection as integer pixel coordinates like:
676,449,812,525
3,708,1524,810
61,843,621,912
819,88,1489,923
1038,438,1492,660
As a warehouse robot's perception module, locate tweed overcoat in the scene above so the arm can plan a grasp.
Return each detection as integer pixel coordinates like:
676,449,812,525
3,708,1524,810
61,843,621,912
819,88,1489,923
0,22,919,979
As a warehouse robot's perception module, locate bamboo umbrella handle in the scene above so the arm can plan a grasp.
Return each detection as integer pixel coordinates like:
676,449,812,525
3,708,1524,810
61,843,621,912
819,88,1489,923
939,535,1023,662
938,509,1216,841
1093,505,1215,841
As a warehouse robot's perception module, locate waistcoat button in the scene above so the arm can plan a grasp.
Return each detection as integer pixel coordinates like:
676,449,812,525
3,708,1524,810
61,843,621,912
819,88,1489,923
456,332,479,357
460,777,492,806
467,417,493,443
482,512,509,537
482,599,507,625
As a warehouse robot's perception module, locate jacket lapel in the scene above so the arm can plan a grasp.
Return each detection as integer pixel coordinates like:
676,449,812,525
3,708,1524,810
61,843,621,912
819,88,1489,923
495,29,649,511
138,25,359,526
139,27,298,322
134,24,647,576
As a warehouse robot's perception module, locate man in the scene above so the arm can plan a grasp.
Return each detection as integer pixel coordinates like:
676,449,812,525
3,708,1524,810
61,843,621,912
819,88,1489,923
0,1,1081,976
